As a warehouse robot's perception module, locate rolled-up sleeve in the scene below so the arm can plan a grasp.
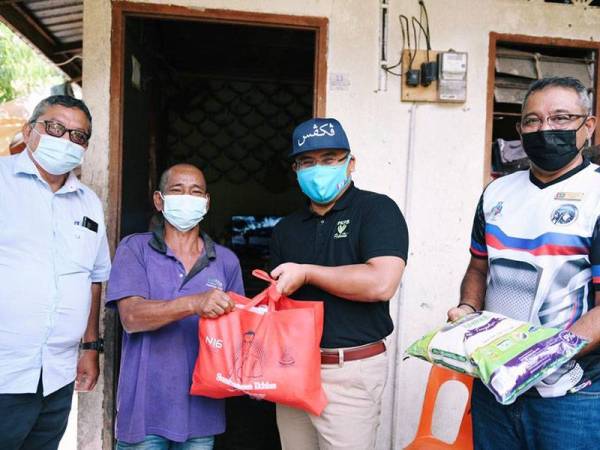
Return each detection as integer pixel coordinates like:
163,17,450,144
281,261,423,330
91,228,111,282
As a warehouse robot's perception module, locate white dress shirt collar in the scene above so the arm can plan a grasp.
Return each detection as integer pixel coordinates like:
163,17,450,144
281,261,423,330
14,149,84,194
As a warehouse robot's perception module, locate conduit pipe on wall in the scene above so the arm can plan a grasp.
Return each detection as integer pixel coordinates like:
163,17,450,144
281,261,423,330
390,102,418,448
403,104,417,219
377,0,389,92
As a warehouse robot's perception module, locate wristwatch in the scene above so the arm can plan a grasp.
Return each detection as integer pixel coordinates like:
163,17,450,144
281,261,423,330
79,339,104,353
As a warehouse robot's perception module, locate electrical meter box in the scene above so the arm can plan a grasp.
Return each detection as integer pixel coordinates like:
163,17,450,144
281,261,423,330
437,51,468,102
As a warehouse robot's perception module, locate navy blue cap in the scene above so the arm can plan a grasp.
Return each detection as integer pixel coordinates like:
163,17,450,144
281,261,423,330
290,118,350,157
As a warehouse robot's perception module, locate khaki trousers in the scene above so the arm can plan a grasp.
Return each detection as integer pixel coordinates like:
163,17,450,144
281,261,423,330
276,351,388,450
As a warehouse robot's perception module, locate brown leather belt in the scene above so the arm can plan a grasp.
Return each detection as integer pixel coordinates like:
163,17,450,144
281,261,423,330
320,341,386,365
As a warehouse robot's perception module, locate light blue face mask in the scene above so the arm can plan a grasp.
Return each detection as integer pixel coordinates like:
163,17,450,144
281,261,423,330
160,193,209,232
31,131,85,175
296,155,351,204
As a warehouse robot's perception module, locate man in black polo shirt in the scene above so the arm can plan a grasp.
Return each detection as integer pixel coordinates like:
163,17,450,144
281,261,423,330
270,117,409,449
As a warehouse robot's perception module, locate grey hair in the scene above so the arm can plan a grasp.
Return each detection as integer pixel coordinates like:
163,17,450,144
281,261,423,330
523,77,593,115
29,95,92,134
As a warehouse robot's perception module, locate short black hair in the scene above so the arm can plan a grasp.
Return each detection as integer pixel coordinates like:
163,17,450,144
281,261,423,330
523,77,593,115
28,95,93,134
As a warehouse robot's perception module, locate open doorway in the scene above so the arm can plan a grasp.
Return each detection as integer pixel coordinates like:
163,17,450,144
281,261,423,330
120,17,316,292
107,4,327,449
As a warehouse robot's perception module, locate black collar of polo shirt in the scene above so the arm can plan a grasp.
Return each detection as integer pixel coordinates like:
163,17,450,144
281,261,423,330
529,158,590,189
300,182,358,221
149,218,217,288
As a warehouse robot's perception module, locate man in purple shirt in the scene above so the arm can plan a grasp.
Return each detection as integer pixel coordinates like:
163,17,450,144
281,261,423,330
106,163,244,449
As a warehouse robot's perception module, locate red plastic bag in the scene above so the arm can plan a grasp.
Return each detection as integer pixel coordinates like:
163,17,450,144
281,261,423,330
190,269,327,415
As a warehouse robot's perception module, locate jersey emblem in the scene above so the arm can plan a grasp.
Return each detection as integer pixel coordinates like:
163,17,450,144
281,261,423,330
555,192,584,201
207,278,224,289
489,202,503,221
334,219,350,239
551,204,578,225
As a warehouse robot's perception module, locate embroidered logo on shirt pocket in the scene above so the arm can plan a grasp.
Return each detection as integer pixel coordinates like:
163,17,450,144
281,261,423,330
207,278,224,290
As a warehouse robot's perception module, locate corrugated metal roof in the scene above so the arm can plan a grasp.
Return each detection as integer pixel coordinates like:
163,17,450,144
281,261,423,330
0,0,83,80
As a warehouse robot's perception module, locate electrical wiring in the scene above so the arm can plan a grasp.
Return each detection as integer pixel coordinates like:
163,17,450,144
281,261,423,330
381,14,411,76
412,16,431,62
380,1,433,77
56,54,82,67
418,0,431,51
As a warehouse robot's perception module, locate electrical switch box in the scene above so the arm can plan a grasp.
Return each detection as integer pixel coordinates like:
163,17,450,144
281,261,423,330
401,49,438,102
401,49,467,103
437,51,468,102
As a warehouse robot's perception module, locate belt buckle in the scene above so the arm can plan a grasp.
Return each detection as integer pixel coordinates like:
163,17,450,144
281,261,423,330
338,348,344,367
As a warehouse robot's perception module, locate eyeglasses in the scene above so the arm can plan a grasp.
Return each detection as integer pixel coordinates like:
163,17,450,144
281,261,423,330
294,153,350,170
518,113,588,133
33,120,90,146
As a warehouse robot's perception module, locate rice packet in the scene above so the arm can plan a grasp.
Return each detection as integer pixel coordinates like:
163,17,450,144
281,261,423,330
405,311,587,404
405,313,480,376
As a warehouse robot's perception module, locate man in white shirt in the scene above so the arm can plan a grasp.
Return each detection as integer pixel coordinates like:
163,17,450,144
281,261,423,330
0,95,111,450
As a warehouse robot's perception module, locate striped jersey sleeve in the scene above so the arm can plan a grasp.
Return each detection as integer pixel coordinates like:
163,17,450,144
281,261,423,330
591,215,600,290
470,194,487,259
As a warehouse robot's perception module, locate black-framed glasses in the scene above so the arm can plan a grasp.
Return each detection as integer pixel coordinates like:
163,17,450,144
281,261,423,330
518,113,588,133
294,153,350,170
33,120,90,146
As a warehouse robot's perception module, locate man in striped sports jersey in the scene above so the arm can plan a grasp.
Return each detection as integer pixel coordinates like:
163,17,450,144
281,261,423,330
448,77,600,450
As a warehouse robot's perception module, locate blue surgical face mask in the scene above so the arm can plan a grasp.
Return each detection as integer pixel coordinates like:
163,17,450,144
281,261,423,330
30,131,85,175
296,156,351,204
160,193,208,232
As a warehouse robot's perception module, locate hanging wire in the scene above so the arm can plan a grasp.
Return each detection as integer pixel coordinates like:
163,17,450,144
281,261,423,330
55,54,82,66
381,14,411,76
419,0,431,43
418,0,432,62
412,16,430,62
381,2,433,77
404,16,419,70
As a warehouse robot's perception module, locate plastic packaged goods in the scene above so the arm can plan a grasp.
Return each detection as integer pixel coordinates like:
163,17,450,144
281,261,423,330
406,313,480,376
406,311,587,404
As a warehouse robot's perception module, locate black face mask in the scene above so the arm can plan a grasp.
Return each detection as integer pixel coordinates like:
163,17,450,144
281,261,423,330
521,129,584,172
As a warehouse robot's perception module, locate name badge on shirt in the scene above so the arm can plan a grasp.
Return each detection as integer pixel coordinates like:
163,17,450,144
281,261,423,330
77,216,98,233
555,192,584,201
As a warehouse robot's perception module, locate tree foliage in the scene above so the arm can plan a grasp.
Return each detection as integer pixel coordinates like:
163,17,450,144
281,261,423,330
0,21,65,103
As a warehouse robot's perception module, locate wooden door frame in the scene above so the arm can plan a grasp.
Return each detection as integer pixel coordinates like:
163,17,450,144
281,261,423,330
484,32,600,182
105,2,328,447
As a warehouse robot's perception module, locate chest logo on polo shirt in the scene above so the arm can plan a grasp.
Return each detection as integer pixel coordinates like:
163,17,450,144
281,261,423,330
489,202,503,222
207,278,224,289
551,204,578,225
334,219,350,239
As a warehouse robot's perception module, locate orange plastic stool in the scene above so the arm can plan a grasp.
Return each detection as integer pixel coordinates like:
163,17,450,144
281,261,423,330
404,365,474,450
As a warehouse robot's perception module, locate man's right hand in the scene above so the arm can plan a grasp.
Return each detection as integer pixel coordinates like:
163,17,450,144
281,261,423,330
190,289,235,319
447,304,473,322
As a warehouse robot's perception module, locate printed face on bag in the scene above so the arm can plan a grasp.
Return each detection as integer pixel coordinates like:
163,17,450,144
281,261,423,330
153,164,211,232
